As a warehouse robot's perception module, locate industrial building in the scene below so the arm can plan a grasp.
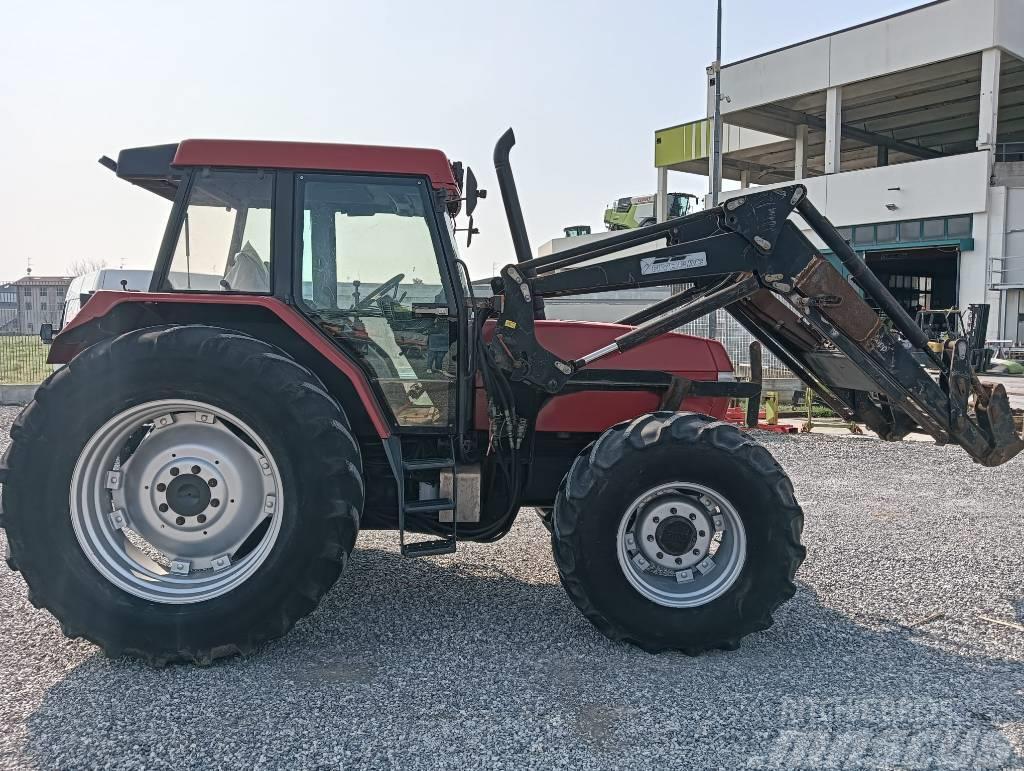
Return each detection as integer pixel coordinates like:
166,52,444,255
654,0,1024,344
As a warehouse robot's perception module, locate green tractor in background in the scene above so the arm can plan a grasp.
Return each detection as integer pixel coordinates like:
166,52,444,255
603,192,699,230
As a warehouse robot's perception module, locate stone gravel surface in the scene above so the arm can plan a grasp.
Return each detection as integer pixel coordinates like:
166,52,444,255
0,405,1021,770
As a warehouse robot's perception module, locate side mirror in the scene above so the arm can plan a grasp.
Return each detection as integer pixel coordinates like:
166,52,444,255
465,167,487,216
39,323,54,344
464,215,480,248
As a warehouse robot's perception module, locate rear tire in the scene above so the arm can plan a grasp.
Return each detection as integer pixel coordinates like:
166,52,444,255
551,412,804,653
0,325,363,664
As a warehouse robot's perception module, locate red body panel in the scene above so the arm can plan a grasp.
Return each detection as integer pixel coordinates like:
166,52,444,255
475,320,732,433
173,139,461,196
50,292,394,438
53,294,732,440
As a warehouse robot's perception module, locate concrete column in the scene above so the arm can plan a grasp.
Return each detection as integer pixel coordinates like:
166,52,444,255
794,124,808,180
977,48,1005,337
739,169,751,189
986,186,1009,339
656,167,669,223
978,47,1001,152
706,65,717,200
824,86,842,175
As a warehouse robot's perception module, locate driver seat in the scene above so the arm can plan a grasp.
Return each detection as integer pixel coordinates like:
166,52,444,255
221,241,270,292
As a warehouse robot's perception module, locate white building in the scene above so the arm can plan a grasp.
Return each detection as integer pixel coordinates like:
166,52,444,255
655,0,1024,344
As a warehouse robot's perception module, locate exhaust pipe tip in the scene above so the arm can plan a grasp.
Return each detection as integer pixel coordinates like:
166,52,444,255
493,128,516,168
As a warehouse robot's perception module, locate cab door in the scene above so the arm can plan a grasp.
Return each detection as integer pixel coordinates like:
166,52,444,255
294,173,459,430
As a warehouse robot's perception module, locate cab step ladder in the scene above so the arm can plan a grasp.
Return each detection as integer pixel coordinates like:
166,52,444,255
395,439,458,557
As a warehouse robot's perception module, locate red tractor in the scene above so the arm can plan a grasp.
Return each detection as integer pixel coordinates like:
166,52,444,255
3,131,1020,664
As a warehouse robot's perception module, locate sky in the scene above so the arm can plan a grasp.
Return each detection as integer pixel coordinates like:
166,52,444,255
1,0,926,283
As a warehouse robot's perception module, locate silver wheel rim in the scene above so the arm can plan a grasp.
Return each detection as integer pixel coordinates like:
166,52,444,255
616,481,746,608
70,399,283,604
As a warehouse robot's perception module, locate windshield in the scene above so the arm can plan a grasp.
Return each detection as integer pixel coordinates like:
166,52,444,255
669,195,692,218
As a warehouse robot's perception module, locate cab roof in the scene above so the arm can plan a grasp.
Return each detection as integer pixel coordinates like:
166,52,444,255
112,139,461,200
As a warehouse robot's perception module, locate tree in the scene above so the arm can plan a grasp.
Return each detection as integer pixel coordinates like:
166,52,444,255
67,258,108,277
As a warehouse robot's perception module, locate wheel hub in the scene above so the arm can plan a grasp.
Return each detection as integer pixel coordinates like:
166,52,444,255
165,473,212,517
633,495,713,571
70,401,283,604
617,482,747,609
655,517,697,556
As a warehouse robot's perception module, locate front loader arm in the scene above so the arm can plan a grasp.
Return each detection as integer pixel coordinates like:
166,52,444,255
486,132,1022,466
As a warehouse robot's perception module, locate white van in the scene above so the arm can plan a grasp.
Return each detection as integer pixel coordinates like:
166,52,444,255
61,269,154,328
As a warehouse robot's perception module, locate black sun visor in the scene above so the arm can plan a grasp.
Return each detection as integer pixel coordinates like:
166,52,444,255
101,143,182,200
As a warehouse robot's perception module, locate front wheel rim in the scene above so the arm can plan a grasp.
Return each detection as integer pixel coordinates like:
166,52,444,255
616,481,747,608
70,399,283,604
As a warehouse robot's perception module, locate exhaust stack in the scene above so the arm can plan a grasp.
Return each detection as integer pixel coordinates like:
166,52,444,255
493,128,545,318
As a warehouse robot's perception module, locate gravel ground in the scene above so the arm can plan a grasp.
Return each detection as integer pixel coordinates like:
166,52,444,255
0,404,1021,770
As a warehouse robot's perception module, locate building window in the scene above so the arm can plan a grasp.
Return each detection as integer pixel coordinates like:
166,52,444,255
24,300,32,310
875,223,898,242
947,216,971,237
899,221,921,241
853,225,875,244
922,219,945,238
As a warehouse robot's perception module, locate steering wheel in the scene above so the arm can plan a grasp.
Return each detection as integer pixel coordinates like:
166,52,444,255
352,273,404,311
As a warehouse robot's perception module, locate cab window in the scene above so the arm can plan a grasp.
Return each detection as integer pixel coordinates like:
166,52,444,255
167,169,273,292
297,174,454,428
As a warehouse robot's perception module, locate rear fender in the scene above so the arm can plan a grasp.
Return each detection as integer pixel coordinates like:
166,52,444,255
48,291,393,439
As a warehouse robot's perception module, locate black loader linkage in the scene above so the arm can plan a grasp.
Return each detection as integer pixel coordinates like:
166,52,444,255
486,130,1023,467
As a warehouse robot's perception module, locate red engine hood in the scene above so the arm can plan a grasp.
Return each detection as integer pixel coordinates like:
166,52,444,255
478,318,734,434
521,319,733,375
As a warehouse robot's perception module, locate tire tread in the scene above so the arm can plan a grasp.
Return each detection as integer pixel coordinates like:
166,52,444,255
552,411,804,654
1,324,364,665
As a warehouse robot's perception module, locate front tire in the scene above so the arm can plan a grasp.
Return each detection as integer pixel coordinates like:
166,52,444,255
551,412,804,653
1,325,363,664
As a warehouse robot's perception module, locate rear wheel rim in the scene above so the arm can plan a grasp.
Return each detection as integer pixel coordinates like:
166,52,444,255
70,399,283,604
616,481,746,608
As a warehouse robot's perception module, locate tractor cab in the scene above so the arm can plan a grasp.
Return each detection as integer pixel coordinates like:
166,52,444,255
108,139,472,430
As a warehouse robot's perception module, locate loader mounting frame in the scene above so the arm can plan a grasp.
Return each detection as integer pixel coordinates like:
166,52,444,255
486,132,1023,468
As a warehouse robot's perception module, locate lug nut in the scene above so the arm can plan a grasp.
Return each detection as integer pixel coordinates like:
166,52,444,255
191,465,201,475
670,507,677,514
158,503,168,513
656,552,664,559
197,514,207,524
699,530,706,537
175,516,185,525
170,467,179,476
689,513,696,520
646,534,654,542
208,479,217,488
156,482,166,492
210,499,220,508
692,549,700,555
652,516,660,523
675,557,683,565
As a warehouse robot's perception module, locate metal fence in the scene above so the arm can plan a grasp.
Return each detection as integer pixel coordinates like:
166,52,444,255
678,309,794,380
0,308,61,385
544,289,796,381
